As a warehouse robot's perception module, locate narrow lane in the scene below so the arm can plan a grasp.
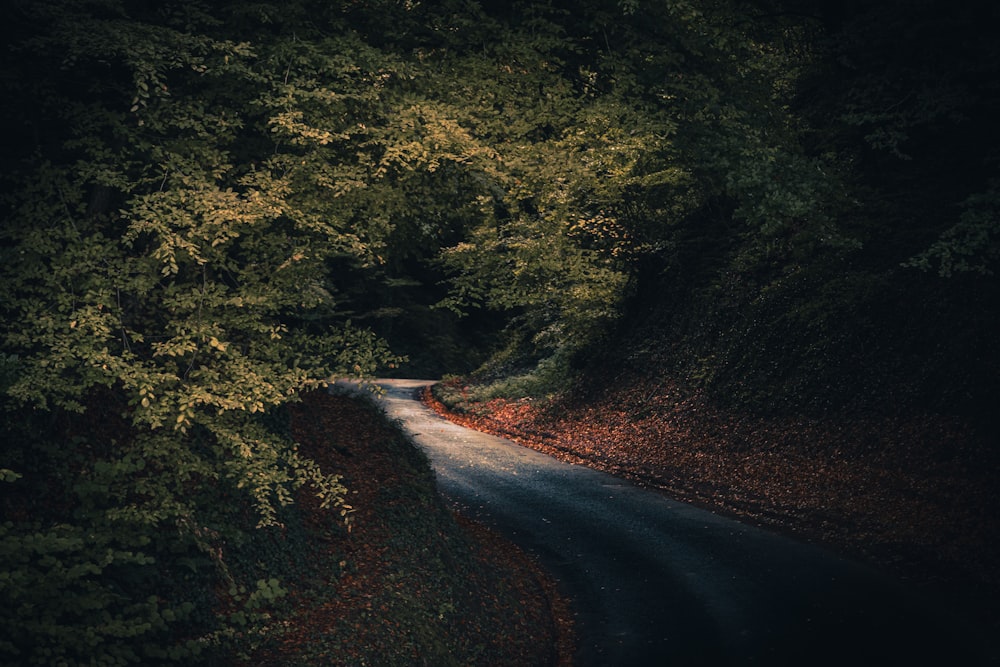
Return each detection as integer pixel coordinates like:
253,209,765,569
363,379,989,666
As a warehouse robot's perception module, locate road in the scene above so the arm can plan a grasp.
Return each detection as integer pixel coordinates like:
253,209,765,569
363,379,990,666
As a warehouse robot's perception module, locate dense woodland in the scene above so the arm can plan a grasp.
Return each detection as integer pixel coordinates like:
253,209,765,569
1,0,998,663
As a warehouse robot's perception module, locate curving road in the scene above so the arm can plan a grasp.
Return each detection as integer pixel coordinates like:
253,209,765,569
361,379,990,666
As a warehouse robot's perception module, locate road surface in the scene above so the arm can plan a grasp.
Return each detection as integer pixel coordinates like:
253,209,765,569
358,379,990,666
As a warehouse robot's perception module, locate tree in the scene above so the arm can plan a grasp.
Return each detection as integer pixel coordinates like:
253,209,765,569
434,0,845,381
0,1,402,661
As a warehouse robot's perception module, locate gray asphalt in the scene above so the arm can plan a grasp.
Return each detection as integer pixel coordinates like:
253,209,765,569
361,379,990,667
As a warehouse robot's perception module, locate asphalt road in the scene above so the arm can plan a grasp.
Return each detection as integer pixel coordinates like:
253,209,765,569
363,379,990,667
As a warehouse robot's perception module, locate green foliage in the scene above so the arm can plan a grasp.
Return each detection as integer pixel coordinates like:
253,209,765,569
429,0,998,423
905,183,1000,277
1,0,384,521
427,1,878,393
0,0,408,662
0,519,203,666
2,0,998,660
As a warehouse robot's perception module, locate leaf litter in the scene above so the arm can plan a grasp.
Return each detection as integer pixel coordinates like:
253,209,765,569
427,373,1000,647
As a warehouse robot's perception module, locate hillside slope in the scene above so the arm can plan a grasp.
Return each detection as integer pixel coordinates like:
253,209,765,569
429,373,999,659
249,390,573,666
0,388,571,666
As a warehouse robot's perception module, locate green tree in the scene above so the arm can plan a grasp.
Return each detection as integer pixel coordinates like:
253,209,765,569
433,0,843,383
0,1,402,662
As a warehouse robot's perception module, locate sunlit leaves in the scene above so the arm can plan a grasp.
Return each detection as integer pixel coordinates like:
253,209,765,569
0,0,412,537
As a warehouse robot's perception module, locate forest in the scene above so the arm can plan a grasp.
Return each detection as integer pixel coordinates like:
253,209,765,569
1,0,997,663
